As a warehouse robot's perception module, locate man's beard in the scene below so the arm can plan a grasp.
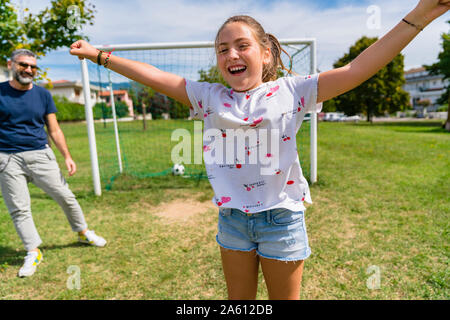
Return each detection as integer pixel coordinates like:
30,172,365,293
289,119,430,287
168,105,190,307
13,68,34,85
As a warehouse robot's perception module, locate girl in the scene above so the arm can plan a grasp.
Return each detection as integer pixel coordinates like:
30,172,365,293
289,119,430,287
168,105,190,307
70,0,449,299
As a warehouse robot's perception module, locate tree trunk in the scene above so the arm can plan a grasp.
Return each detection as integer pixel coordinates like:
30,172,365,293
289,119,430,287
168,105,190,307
142,102,147,131
367,104,373,123
445,97,450,132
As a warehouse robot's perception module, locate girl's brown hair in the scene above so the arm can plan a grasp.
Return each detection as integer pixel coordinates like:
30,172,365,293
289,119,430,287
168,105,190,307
215,15,294,82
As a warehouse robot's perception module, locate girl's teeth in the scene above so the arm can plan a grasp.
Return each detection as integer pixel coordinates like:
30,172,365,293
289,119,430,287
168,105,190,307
229,66,246,73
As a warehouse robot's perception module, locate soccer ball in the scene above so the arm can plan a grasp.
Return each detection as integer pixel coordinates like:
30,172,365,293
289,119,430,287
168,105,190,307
172,163,185,176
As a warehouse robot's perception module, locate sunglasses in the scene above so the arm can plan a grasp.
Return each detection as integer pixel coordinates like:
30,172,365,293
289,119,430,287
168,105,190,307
14,61,39,71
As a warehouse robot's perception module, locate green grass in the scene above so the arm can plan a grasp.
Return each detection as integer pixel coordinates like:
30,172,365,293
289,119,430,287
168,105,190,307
0,120,448,299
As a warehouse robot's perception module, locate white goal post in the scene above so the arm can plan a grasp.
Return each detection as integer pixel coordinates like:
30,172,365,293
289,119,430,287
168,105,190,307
79,39,318,195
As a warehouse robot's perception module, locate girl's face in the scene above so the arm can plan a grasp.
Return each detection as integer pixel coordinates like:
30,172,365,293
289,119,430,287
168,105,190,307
216,22,271,92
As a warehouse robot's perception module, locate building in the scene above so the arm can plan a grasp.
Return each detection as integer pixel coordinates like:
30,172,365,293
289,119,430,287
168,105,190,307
43,80,101,107
0,65,11,82
41,80,134,117
99,89,134,117
403,67,448,112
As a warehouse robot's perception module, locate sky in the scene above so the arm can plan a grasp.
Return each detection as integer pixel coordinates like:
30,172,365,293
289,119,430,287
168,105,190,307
10,0,450,82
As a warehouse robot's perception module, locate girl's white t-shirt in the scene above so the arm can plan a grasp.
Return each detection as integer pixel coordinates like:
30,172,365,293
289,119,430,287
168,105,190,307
185,74,322,213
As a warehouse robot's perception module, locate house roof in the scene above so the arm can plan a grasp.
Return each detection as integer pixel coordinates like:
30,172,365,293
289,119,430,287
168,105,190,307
99,90,129,97
39,80,101,91
52,80,72,84
405,67,426,75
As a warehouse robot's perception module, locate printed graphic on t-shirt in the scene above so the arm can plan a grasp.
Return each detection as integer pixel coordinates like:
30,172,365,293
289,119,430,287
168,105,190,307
215,196,232,207
243,180,266,192
242,201,264,213
265,85,280,98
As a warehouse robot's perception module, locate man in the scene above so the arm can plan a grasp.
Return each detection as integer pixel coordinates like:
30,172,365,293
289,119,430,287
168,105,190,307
0,49,106,278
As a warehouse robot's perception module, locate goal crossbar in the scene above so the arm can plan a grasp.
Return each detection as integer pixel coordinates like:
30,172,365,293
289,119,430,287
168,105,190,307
94,39,316,52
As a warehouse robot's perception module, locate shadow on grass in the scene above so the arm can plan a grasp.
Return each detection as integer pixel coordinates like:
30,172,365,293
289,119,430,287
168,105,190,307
0,246,23,267
39,242,86,251
105,173,211,192
354,121,448,134
0,243,86,267
28,189,103,201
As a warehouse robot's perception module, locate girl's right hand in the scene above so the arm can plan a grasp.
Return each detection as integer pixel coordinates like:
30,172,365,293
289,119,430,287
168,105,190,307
411,0,450,27
69,40,98,62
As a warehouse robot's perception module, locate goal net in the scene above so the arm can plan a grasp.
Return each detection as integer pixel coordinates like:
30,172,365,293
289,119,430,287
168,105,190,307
81,39,317,191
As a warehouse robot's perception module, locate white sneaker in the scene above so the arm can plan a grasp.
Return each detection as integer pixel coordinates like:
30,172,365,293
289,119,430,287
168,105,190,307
18,249,43,278
78,230,107,247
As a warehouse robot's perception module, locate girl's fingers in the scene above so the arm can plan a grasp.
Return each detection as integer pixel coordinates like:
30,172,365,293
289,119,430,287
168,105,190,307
69,40,90,57
69,48,80,56
70,40,83,49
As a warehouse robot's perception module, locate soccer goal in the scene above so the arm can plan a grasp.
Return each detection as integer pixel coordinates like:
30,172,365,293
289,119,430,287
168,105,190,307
79,39,318,194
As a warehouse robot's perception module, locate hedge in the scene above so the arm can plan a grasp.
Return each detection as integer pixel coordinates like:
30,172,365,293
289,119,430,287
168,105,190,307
53,95,129,121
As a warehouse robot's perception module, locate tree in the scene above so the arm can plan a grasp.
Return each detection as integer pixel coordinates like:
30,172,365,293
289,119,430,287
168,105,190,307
424,20,449,131
134,82,155,130
168,97,190,119
417,99,432,108
198,65,229,87
0,0,96,81
150,92,171,119
327,36,410,122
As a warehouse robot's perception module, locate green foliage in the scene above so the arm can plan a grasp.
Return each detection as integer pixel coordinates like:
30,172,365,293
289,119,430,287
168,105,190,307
322,99,337,113
129,81,173,119
129,81,155,115
112,101,130,118
168,97,190,119
93,102,108,120
0,0,96,65
424,21,449,107
198,65,229,87
0,1,20,59
93,101,129,120
425,21,450,80
53,96,129,122
149,93,170,119
328,36,410,121
437,104,448,112
53,95,85,121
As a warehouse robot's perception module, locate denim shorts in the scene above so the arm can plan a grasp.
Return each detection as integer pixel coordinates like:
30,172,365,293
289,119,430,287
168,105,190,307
216,207,311,261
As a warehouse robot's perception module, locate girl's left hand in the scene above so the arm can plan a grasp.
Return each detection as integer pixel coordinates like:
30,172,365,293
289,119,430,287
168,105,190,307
412,0,450,25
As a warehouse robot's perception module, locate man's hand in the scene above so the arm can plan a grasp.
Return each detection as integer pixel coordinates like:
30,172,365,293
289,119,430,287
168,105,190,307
46,114,76,177
65,157,77,176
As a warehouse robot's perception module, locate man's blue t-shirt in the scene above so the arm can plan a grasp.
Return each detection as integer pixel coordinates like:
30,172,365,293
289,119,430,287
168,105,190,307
0,81,57,153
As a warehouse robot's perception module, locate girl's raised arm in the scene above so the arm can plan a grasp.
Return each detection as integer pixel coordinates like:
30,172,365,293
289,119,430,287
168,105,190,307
69,40,191,106
317,0,449,103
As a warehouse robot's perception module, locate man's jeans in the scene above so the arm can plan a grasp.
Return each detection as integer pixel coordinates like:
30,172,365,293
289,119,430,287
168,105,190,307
0,147,88,251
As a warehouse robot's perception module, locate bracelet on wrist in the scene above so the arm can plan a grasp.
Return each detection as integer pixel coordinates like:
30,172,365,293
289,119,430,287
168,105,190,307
402,18,423,32
103,49,114,68
96,50,104,65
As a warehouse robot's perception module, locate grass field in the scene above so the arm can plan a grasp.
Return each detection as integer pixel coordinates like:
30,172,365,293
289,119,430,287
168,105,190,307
0,120,448,300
